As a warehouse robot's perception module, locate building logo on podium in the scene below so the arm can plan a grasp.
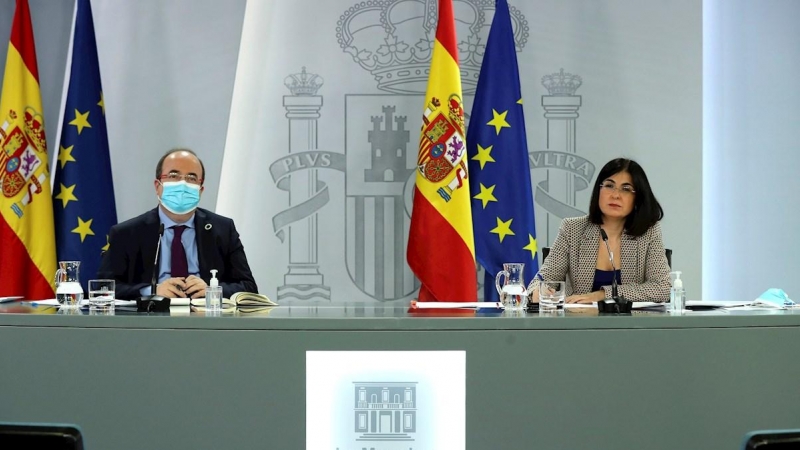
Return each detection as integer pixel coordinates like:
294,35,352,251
351,382,417,447
307,351,465,450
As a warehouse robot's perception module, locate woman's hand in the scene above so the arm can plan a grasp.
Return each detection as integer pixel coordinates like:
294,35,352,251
566,290,605,304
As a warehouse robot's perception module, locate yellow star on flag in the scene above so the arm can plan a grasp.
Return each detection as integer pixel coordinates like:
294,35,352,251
98,91,105,115
55,183,78,208
487,109,510,135
523,234,538,258
72,217,95,243
517,98,523,105
471,144,495,169
473,183,497,209
102,235,110,252
57,145,76,168
490,217,515,243
69,109,92,135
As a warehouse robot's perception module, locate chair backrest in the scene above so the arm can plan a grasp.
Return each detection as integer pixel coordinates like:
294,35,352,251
742,430,800,449
541,247,672,269
0,423,83,450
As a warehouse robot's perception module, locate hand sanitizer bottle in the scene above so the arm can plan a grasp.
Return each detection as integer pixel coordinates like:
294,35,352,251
205,269,222,312
670,271,685,314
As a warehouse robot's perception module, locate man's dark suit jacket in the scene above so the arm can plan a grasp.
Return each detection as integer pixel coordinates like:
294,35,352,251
98,207,258,299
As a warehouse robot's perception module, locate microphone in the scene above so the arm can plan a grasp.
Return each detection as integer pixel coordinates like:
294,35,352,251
151,223,164,296
137,223,171,312
599,228,628,310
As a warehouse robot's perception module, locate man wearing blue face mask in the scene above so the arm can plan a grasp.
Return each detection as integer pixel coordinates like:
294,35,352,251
98,148,258,299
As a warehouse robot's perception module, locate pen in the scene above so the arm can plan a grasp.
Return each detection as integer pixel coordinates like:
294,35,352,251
23,301,57,308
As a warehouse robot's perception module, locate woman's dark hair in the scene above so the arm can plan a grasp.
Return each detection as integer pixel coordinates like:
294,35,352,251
588,158,663,237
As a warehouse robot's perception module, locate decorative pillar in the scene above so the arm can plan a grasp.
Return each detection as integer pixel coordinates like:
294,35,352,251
540,69,584,240
278,68,330,300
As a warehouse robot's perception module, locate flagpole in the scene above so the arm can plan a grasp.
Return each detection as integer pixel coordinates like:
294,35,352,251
51,0,78,191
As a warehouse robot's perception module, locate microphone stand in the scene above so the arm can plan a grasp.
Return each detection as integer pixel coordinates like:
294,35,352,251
597,229,631,314
137,223,171,312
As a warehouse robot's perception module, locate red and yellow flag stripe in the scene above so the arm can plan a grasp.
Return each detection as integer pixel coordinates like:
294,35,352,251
0,0,56,300
407,0,476,302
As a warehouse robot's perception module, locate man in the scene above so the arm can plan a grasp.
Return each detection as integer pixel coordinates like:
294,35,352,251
98,148,258,299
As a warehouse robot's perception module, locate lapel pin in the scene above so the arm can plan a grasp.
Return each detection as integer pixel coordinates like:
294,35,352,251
205,223,212,230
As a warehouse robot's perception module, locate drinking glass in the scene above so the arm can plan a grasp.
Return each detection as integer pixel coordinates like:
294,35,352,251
89,306,115,316
539,281,566,310
88,279,115,307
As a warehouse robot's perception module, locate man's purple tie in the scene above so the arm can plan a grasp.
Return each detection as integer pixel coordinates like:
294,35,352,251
170,225,188,278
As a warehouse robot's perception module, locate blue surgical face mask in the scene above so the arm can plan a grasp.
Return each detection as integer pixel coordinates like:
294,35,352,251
756,288,795,307
159,181,201,215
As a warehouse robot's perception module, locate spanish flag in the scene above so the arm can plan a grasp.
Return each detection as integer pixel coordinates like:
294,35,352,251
0,0,57,300
407,0,476,302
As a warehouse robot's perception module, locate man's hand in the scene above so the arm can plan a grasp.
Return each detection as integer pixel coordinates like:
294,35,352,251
183,275,209,299
566,290,605,304
156,277,187,298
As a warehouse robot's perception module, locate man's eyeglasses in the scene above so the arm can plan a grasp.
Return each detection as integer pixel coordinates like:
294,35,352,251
159,172,203,185
599,182,635,195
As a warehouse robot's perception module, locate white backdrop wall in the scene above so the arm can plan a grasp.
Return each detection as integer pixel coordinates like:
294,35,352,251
218,0,702,304
1,0,705,301
703,0,800,301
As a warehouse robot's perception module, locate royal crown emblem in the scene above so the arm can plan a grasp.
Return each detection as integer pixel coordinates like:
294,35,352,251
541,69,583,96
284,67,324,96
336,0,529,94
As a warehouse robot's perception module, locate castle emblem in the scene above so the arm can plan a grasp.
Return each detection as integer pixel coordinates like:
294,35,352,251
0,107,49,217
344,97,418,301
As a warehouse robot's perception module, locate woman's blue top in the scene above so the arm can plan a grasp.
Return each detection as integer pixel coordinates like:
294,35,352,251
592,269,621,292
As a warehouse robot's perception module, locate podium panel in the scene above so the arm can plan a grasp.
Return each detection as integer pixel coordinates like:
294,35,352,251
1,306,799,449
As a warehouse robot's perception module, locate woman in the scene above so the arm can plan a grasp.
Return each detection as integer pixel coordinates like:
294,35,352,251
528,158,670,303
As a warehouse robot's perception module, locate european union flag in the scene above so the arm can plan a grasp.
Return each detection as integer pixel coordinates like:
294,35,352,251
466,0,538,301
53,0,117,292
